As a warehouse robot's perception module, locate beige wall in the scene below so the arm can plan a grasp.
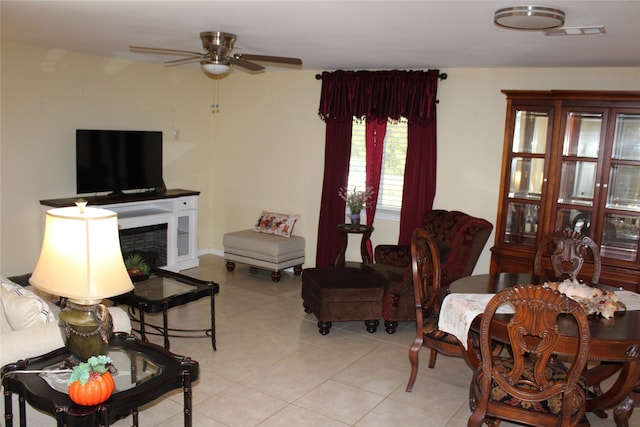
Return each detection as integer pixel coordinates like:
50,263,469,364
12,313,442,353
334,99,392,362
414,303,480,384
2,42,639,276
1,43,214,274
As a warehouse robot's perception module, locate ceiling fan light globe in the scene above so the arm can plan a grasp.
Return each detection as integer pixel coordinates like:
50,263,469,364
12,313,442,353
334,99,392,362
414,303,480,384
201,63,231,75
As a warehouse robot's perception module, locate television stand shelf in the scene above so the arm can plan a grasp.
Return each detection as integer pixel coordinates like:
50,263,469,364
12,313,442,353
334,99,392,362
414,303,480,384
40,189,200,272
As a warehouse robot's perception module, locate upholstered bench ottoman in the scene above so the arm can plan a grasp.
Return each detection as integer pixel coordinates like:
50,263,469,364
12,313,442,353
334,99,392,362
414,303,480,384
223,229,305,282
301,266,384,335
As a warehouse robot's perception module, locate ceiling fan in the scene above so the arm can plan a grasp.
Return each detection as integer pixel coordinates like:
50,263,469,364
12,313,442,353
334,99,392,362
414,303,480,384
130,31,302,75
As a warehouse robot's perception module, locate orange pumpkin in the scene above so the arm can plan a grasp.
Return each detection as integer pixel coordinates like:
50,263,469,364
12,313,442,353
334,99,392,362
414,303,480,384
68,371,115,406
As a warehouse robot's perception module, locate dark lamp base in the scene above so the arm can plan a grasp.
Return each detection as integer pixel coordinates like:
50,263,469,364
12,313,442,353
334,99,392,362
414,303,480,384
58,301,113,361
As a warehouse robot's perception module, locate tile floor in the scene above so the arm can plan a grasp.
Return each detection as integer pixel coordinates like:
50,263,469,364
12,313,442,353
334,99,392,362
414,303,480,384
109,254,638,426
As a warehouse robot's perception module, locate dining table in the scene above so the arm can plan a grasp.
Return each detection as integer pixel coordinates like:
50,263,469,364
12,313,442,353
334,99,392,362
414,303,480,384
439,272,640,427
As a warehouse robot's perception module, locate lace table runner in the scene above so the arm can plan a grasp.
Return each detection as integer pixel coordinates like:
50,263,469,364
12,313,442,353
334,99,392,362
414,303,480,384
438,289,640,350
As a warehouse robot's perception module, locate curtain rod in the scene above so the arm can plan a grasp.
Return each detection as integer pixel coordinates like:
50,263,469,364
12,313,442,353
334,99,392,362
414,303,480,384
315,72,447,80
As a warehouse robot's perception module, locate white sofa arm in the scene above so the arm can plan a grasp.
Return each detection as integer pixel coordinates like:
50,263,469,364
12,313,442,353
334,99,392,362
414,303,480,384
0,306,131,368
109,305,132,334
0,322,65,368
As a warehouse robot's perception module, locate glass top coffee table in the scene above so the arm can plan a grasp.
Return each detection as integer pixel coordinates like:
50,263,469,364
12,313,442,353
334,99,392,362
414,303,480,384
1,333,198,427
110,269,219,351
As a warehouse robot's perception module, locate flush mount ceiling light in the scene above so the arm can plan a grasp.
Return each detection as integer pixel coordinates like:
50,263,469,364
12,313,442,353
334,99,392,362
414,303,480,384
494,5,565,30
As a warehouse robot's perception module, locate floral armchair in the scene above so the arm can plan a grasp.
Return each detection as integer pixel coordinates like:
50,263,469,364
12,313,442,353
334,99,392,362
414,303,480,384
365,210,493,333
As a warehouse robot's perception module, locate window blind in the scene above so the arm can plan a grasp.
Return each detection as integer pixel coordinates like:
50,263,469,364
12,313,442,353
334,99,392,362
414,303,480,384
348,119,407,212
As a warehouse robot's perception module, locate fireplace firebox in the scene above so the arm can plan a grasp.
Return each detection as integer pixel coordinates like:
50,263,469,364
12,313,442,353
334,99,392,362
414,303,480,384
120,224,168,268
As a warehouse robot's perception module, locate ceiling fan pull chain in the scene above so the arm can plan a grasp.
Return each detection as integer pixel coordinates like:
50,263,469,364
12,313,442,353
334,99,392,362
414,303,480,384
211,79,221,114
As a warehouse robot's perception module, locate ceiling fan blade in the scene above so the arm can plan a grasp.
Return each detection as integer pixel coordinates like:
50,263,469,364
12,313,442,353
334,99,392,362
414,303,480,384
129,45,204,57
237,53,302,65
229,57,265,72
164,56,204,65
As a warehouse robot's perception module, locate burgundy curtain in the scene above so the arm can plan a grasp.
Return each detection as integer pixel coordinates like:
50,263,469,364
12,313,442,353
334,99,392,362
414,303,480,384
365,119,386,259
315,120,353,268
316,69,440,268
397,118,437,245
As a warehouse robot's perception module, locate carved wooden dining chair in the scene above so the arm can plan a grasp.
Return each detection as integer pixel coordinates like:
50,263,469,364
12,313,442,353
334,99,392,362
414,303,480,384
468,285,591,427
405,228,462,392
534,229,602,284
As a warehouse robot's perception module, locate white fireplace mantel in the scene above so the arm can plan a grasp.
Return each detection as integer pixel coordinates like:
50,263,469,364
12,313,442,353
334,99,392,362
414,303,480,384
40,189,200,272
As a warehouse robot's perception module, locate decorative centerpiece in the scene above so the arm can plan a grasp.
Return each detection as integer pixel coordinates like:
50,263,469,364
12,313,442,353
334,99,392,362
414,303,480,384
339,186,374,226
543,279,622,318
124,253,151,282
68,355,115,406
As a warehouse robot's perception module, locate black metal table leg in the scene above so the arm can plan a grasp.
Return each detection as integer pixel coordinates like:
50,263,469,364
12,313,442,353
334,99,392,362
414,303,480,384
139,307,147,342
19,395,26,427
183,370,192,427
210,292,216,351
3,384,13,427
162,302,170,349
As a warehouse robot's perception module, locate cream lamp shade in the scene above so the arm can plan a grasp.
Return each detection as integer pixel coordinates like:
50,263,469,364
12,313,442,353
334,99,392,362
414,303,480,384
30,204,134,304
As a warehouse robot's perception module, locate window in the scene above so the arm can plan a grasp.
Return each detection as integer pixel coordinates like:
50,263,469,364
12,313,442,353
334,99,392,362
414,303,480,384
347,119,408,219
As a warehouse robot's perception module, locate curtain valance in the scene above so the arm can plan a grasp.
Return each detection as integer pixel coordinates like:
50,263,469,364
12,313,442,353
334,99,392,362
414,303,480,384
317,70,440,125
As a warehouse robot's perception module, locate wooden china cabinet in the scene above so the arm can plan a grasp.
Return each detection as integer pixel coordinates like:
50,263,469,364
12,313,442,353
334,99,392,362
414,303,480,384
490,90,640,292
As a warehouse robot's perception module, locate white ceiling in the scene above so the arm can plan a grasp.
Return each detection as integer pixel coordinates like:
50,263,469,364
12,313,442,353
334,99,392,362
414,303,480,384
2,0,640,73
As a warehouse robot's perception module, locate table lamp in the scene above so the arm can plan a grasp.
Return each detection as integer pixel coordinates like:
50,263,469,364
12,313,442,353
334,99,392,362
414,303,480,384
30,201,133,361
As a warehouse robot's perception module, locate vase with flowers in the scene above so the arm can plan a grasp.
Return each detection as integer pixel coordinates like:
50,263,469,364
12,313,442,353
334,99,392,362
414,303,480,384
339,186,374,226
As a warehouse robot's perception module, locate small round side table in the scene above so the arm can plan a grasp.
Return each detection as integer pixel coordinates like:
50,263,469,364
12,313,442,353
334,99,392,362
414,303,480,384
335,224,374,267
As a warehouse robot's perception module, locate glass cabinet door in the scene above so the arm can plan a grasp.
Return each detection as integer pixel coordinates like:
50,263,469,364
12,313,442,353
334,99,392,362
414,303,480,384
504,109,549,245
177,215,191,257
600,112,640,261
553,112,603,236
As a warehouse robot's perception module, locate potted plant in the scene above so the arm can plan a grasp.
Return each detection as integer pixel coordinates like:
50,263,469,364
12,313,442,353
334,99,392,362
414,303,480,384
68,355,115,406
124,253,151,282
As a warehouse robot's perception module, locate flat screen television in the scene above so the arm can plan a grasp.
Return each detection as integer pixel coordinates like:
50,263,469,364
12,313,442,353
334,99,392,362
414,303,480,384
76,129,165,195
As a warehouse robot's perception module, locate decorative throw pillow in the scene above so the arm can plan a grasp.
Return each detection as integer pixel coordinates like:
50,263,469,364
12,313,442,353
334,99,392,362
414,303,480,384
0,279,56,330
7,274,62,305
252,211,299,238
